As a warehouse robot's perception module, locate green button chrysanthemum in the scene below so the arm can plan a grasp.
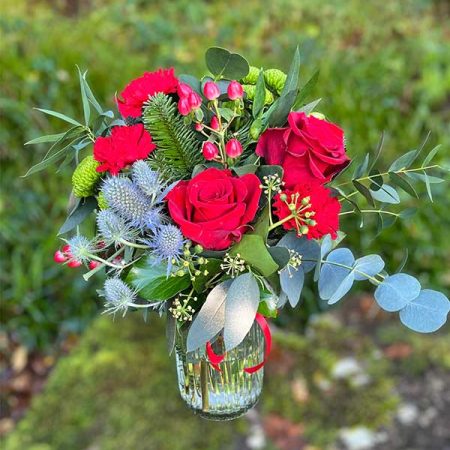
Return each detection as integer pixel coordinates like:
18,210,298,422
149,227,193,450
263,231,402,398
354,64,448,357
242,84,274,105
241,66,260,85
264,69,287,95
72,155,101,198
96,191,109,210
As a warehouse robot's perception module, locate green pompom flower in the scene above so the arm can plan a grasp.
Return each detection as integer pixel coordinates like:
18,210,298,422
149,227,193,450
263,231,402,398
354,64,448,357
241,66,260,85
97,191,109,210
72,156,101,198
242,85,274,105
264,69,287,95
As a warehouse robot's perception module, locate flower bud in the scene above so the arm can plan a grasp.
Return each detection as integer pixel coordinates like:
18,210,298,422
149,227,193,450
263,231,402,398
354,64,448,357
88,260,101,270
202,142,219,161
227,80,244,100
54,250,68,264
178,97,191,116
225,139,243,158
279,193,288,202
67,259,82,268
210,115,220,130
177,83,192,98
194,244,203,254
195,123,204,131
188,92,202,110
203,81,220,101
299,225,309,235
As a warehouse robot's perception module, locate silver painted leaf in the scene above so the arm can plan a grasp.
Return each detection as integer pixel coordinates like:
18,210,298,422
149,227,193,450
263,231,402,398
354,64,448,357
223,273,260,351
280,266,305,307
374,274,421,312
353,254,385,281
186,279,232,352
277,232,320,273
328,272,355,305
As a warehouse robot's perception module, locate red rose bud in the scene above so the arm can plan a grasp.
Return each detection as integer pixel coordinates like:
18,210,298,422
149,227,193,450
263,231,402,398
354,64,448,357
225,139,243,158
210,116,220,130
203,81,220,101
188,92,202,110
54,250,68,264
195,123,204,131
88,260,101,270
227,80,244,100
178,97,191,116
177,82,192,98
67,259,82,268
202,142,219,161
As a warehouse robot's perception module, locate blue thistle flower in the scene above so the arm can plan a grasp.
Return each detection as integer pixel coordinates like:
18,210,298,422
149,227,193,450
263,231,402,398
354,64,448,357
144,206,166,231
66,235,94,263
101,277,137,317
96,209,137,246
132,160,164,200
101,177,153,229
145,224,185,275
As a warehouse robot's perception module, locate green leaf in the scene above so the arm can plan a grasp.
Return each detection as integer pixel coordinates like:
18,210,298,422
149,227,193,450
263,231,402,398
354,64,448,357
257,164,283,181
258,295,278,318
395,248,409,273
388,150,418,172
34,108,82,127
230,234,278,277
166,310,176,355
78,68,90,125
352,180,375,206
268,246,290,270
370,184,400,204
353,154,370,179
77,67,103,114
405,172,444,184
389,172,418,197
267,90,298,127
232,164,258,176
251,207,270,241
292,69,320,110
217,107,234,122
205,47,249,80
178,74,202,94
399,208,417,219
423,144,441,166
25,132,66,145
368,132,385,171
58,197,97,235
368,169,383,191
280,45,301,97
297,98,322,115
252,69,266,118
424,172,433,202
126,259,191,301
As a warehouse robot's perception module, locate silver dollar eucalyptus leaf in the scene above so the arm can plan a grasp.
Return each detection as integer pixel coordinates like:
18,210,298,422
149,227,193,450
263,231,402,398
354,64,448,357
186,279,232,352
223,272,260,351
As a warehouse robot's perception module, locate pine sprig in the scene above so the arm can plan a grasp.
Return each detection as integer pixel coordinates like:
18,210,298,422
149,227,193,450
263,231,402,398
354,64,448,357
142,93,202,181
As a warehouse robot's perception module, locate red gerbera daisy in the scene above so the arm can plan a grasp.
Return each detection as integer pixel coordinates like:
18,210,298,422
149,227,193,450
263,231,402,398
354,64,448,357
117,68,179,118
273,181,341,240
93,124,156,175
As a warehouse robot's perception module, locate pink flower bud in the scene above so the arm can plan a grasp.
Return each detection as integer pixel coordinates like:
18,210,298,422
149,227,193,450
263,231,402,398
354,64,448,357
67,259,82,268
54,250,67,264
188,92,202,110
88,260,101,270
210,116,220,130
177,83,192,98
178,97,191,116
203,81,221,101
202,142,219,161
195,123,204,131
225,139,243,158
227,80,244,100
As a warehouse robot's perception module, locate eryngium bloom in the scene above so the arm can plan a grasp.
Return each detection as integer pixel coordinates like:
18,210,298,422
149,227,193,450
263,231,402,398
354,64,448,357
132,160,164,200
102,278,137,316
96,209,137,247
66,235,94,263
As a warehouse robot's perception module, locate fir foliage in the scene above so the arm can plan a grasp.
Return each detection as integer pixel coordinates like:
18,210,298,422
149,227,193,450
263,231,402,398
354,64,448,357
142,93,202,181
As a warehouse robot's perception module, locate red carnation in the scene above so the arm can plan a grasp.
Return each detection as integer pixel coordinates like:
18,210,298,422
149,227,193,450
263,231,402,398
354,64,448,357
93,124,156,175
117,68,179,118
273,181,341,240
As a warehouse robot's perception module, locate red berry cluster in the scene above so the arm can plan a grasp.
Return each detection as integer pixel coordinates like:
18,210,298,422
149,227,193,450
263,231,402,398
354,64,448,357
53,244,105,270
177,83,203,116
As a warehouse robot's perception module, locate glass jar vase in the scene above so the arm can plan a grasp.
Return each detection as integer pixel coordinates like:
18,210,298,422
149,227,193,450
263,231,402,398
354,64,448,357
174,321,265,421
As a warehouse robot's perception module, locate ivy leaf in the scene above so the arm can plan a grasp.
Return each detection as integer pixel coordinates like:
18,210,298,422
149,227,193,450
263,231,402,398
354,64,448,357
186,280,233,352
192,258,222,293
205,47,249,80
399,289,450,333
223,273,260,351
374,273,421,312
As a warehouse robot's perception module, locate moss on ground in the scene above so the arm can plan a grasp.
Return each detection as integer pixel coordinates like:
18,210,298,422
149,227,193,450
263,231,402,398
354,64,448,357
9,315,441,449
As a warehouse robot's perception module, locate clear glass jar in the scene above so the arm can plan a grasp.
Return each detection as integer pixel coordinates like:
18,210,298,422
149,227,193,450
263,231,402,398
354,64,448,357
174,321,264,421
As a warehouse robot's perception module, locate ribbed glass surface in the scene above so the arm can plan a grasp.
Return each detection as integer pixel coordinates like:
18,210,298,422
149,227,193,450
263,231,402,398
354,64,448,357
175,322,264,420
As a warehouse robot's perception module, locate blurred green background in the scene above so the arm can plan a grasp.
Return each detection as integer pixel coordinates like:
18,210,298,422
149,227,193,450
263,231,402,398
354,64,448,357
1,0,449,448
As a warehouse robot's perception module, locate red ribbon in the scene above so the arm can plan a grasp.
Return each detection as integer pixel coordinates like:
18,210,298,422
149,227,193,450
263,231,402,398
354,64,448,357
205,312,272,374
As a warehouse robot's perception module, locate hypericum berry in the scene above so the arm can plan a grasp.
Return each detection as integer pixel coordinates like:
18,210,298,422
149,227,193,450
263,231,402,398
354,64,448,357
225,139,243,158
227,80,244,100
89,260,101,270
54,250,68,264
210,115,220,130
62,244,71,255
202,142,219,161
178,97,191,116
67,259,82,268
188,92,202,110
177,83,192,98
203,81,220,101
195,123,204,131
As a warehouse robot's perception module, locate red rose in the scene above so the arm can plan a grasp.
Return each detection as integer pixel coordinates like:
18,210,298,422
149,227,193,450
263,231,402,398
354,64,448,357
117,68,179,118
94,124,156,175
255,112,350,187
166,168,261,250
273,181,341,240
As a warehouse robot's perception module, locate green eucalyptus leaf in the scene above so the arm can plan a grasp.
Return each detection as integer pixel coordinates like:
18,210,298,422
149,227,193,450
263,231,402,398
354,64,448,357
280,45,301,97
34,108,83,127
297,98,322,115
267,89,298,127
25,132,66,145
178,74,202,94
205,47,249,80
423,144,441,166
293,69,320,110
232,164,258,176
389,172,418,197
252,69,266,118
388,150,418,172
352,180,375,206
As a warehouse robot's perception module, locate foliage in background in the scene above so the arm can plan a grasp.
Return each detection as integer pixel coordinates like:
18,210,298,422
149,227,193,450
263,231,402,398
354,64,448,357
1,0,449,349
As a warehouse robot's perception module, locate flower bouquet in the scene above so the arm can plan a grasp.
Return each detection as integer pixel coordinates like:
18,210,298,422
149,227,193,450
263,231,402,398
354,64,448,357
27,47,449,420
